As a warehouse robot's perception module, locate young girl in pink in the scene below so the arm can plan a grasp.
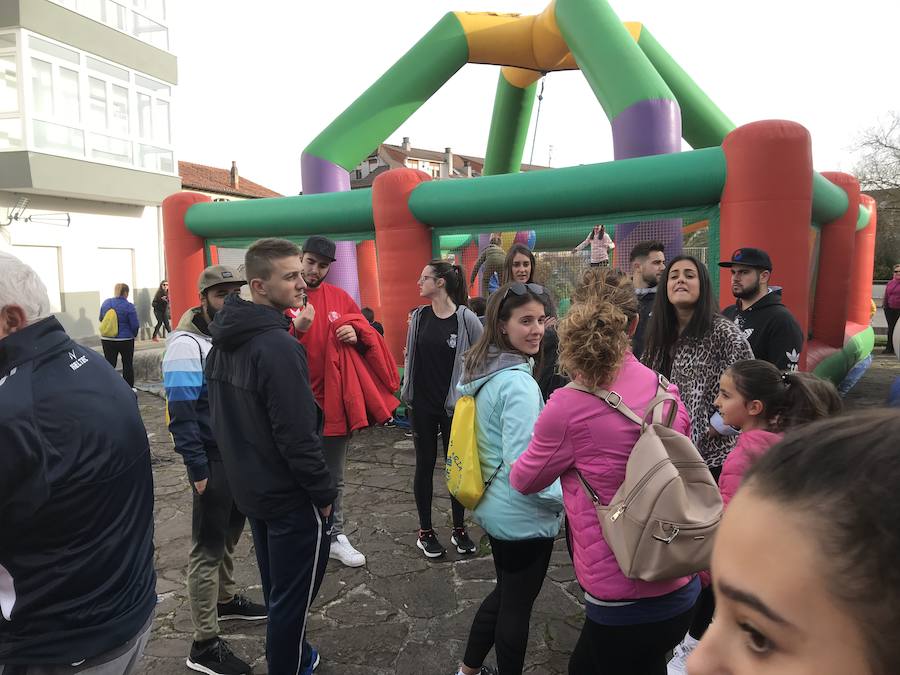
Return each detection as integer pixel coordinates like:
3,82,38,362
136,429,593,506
668,359,842,673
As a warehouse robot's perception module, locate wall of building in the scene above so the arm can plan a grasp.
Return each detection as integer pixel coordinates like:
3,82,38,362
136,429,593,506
1,190,163,343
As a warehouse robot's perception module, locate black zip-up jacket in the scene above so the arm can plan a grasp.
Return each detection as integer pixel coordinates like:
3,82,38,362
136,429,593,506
631,287,657,360
0,317,156,664
723,288,804,371
206,294,335,519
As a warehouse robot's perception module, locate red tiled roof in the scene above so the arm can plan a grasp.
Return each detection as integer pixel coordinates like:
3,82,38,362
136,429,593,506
179,161,283,199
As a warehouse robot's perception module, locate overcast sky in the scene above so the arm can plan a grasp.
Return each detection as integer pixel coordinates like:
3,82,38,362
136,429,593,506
170,1,899,196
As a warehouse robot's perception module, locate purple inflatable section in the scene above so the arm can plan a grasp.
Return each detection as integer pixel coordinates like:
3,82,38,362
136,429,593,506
611,99,684,266
300,152,361,305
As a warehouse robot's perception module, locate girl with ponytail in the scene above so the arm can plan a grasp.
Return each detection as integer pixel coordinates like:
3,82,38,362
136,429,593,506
400,259,483,558
668,360,843,667
714,360,842,508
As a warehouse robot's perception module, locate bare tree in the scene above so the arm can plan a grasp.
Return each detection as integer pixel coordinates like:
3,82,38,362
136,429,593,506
854,111,900,190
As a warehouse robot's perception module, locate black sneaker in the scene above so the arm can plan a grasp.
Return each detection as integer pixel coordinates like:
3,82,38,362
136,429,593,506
451,528,477,554
186,637,251,675
416,529,446,558
217,594,267,621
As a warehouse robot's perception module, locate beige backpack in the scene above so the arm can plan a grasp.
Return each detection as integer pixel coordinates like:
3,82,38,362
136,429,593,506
568,377,723,582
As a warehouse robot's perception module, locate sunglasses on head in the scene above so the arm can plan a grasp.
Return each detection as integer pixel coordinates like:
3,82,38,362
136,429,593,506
501,282,548,304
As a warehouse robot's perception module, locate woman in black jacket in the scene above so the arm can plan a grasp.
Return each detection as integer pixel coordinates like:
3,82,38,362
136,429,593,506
151,279,170,341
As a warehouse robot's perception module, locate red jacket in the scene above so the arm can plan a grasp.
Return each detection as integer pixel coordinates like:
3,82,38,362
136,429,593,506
323,314,400,436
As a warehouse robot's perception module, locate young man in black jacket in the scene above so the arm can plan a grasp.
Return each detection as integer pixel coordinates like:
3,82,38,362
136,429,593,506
206,238,335,675
720,247,804,371
628,240,666,360
0,252,156,673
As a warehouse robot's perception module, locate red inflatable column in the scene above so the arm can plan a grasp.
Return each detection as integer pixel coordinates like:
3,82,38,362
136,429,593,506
163,192,210,324
813,173,859,347
372,169,433,366
460,241,480,297
720,121,814,368
357,239,382,317
847,194,878,326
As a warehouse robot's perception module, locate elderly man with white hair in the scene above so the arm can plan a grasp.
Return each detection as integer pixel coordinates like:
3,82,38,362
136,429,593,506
0,252,156,675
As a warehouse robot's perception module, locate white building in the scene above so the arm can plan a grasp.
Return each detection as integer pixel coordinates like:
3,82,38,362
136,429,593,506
0,0,178,343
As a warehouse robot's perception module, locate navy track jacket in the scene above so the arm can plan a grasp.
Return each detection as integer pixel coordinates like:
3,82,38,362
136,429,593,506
0,317,156,664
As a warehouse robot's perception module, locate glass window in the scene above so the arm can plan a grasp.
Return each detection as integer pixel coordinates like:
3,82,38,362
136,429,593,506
134,74,169,94
132,12,168,50
0,55,16,113
90,132,131,163
86,57,128,82
138,143,172,172
106,0,128,30
133,0,165,20
0,33,16,49
88,76,106,128
59,67,80,122
111,84,128,134
137,92,151,137
153,98,168,143
33,119,84,155
29,36,79,64
0,118,22,150
80,0,104,22
31,59,54,117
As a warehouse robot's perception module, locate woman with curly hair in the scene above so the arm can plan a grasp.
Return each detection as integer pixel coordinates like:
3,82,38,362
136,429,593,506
510,268,699,674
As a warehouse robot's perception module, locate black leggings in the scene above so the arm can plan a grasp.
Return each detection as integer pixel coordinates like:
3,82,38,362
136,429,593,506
463,536,555,675
152,308,171,338
688,462,723,639
569,607,695,675
102,339,135,387
410,407,465,531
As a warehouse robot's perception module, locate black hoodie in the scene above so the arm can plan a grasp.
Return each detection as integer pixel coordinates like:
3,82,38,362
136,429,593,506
206,294,335,519
723,288,803,371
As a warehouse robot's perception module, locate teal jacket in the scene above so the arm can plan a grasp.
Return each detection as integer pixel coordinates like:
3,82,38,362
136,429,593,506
458,350,563,540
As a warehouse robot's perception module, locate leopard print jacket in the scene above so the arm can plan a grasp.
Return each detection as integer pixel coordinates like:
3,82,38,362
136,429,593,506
644,315,753,468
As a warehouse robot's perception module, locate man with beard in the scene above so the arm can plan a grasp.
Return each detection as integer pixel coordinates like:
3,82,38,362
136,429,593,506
628,240,666,360
206,238,334,675
290,235,366,568
163,265,266,675
720,247,803,371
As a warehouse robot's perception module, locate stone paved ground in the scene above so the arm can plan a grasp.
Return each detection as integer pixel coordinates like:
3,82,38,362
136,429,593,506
135,397,582,675
134,353,898,675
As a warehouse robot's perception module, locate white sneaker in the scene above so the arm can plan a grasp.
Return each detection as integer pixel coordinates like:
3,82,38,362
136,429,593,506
667,634,699,674
329,534,366,567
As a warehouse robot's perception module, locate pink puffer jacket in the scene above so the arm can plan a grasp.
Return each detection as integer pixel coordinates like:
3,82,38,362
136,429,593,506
718,429,782,507
510,353,695,601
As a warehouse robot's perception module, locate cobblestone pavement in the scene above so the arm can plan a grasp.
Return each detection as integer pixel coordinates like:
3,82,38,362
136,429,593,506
136,393,582,675
134,353,897,674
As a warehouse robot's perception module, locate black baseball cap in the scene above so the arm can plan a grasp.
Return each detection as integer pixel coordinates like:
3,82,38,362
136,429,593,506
302,235,336,262
718,247,772,271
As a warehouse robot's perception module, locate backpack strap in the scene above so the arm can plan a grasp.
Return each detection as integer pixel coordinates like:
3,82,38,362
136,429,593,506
565,375,679,429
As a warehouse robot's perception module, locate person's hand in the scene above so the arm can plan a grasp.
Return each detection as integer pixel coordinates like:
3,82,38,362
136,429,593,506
293,303,315,332
545,316,558,330
336,325,358,344
319,504,333,518
194,479,208,495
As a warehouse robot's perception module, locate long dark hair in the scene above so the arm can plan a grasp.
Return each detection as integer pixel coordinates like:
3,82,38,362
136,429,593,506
502,243,536,285
153,280,168,304
428,259,468,308
744,410,900,675
589,224,605,240
642,255,716,377
464,282,549,378
726,360,842,431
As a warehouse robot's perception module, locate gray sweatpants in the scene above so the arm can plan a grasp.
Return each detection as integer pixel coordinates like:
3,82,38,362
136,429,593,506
322,434,350,539
0,612,152,675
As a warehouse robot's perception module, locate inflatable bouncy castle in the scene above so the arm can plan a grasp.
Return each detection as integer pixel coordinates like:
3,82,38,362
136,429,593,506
163,0,877,384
